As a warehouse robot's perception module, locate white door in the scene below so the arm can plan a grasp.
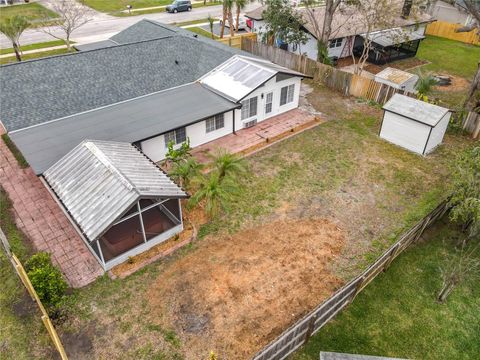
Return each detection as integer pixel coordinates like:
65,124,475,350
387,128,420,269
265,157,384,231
264,91,273,118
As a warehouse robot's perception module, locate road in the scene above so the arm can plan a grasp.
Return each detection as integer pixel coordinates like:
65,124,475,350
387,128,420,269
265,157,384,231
0,2,260,48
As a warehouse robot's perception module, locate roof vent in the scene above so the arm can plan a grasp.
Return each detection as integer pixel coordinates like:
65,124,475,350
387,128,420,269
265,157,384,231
193,34,198,38
175,60,179,65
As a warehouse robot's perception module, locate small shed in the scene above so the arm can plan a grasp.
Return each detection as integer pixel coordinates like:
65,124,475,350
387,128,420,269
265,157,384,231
374,67,419,92
380,94,451,155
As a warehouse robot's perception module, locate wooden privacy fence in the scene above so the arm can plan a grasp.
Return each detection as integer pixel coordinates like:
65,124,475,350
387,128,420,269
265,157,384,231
251,200,450,360
217,32,257,49
0,228,68,360
426,21,480,45
241,38,480,140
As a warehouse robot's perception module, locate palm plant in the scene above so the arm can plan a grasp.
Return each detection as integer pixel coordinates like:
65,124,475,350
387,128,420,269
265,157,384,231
220,0,235,38
0,16,30,62
415,73,438,102
234,0,247,33
207,14,215,39
188,172,239,218
169,157,204,190
209,149,247,180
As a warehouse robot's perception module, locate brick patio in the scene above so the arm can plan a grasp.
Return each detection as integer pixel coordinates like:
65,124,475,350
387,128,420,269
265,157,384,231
192,108,321,162
0,136,103,288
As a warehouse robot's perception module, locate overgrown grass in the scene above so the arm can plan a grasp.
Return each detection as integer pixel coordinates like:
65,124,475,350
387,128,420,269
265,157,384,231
416,35,480,80
1,134,28,168
0,3,59,26
0,188,51,359
0,40,69,55
292,221,480,360
0,48,73,65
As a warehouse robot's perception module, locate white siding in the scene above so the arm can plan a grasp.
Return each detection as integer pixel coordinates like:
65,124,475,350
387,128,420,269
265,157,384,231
288,34,353,60
234,76,301,130
380,111,430,155
140,111,234,162
425,112,450,154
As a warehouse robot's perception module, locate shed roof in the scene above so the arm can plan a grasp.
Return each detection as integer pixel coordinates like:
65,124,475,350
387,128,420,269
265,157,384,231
383,94,449,127
10,83,239,174
44,140,187,242
375,67,418,86
200,55,305,102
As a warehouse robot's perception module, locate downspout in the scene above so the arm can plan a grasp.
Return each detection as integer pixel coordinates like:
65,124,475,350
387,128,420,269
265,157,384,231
233,109,236,134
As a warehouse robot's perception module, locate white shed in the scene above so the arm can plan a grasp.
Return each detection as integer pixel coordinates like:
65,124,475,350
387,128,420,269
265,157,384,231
374,67,419,93
380,94,451,155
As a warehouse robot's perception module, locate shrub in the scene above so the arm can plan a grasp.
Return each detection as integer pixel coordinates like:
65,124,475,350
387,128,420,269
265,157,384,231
25,252,67,309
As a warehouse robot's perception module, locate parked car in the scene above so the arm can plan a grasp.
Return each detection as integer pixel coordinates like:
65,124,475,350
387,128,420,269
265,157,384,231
219,16,247,30
166,0,192,13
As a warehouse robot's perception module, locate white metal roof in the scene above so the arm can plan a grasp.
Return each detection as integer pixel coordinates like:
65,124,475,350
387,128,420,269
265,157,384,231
44,140,187,242
363,28,425,47
199,55,305,102
375,67,418,86
383,94,449,127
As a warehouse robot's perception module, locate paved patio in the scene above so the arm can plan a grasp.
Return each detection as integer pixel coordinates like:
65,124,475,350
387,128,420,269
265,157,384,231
0,135,103,288
192,108,321,162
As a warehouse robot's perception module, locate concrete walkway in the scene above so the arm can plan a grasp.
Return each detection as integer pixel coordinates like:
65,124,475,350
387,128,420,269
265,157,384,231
0,136,103,288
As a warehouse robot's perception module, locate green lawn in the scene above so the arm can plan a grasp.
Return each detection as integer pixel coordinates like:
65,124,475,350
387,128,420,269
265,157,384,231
0,188,52,359
82,0,172,13
292,221,480,360
0,40,68,55
186,26,218,39
0,48,72,65
0,3,58,24
416,35,480,80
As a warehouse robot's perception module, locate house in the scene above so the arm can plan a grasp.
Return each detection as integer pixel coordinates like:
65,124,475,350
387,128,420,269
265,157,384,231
245,1,433,64
374,67,419,92
0,20,307,269
380,94,451,155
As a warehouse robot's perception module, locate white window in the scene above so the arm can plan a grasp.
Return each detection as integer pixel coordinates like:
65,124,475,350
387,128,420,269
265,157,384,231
329,38,342,48
265,92,273,114
241,97,258,120
164,127,186,147
280,84,295,106
206,114,225,133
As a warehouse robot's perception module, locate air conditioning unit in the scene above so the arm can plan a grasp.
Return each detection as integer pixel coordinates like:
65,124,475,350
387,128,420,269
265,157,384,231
243,119,257,128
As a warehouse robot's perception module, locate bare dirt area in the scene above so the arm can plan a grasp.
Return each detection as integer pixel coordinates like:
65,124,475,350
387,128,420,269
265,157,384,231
433,74,470,92
147,219,345,359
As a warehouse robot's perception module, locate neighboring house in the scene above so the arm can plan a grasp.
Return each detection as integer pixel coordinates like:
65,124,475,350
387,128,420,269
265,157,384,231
429,0,473,25
0,20,307,269
245,2,433,64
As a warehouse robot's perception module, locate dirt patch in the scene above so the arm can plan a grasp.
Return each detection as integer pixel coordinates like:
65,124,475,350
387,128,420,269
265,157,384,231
61,322,96,360
433,74,470,92
147,218,345,359
11,292,37,319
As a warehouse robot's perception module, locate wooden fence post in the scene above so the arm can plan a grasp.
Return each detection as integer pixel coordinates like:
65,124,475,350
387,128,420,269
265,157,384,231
304,314,317,343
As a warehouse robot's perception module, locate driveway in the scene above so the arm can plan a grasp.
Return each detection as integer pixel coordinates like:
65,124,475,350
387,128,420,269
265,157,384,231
0,2,261,48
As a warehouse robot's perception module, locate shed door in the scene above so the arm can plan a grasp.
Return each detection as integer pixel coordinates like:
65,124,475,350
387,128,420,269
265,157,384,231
380,112,430,155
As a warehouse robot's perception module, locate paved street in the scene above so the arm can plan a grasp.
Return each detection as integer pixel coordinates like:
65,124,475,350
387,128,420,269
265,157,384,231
0,2,260,48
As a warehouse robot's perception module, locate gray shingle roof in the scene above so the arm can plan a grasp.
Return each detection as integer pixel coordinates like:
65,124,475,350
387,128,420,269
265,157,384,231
9,83,239,174
110,19,177,44
0,25,241,132
74,39,118,51
44,140,187,242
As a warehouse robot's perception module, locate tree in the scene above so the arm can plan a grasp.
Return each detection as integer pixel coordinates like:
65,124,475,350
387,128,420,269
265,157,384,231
438,146,480,302
303,0,343,63
234,0,247,33
41,0,92,51
0,16,30,62
262,0,308,51
455,1,480,113
220,0,235,38
207,14,215,39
